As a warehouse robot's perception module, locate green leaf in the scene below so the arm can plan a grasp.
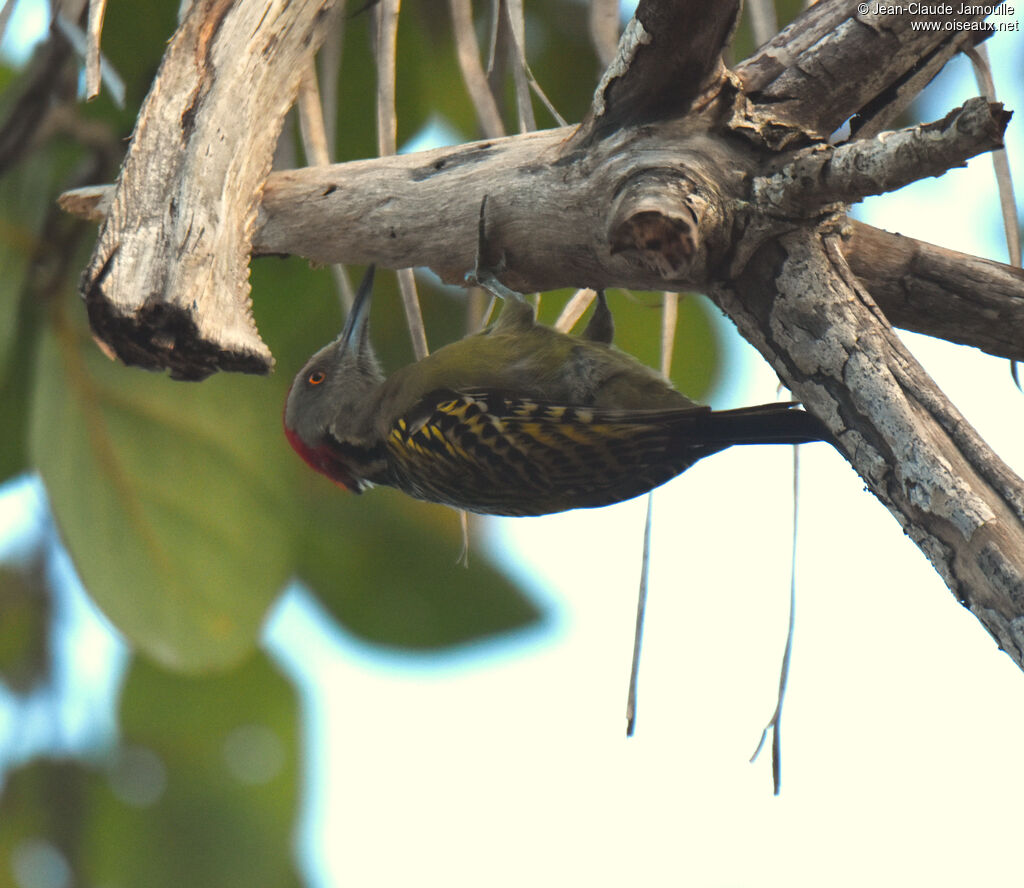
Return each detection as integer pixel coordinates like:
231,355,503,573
297,484,544,648
0,761,89,888
0,556,51,693
0,151,53,484
29,299,293,672
93,655,302,887
0,654,301,888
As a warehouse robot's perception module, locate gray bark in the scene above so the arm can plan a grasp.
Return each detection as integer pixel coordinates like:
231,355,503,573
78,0,339,380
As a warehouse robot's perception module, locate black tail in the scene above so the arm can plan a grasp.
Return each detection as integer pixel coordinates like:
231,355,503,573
685,402,829,447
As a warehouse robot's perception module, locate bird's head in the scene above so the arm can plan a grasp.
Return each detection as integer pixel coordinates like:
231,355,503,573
283,265,385,490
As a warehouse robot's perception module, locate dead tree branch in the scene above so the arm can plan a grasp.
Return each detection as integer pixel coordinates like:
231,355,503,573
78,0,338,380
842,221,1024,360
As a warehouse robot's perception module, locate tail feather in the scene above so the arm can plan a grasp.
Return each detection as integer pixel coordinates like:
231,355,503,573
681,403,829,447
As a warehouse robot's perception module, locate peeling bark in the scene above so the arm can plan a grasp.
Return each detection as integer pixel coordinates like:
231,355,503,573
578,0,741,141
79,0,338,380
717,231,1024,663
734,0,991,145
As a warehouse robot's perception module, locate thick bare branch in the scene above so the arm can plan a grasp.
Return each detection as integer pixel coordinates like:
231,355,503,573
716,230,1024,665
733,1,994,147
449,0,504,139
577,0,740,142
61,123,1024,362
79,0,338,380
843,220,1024,361
251,120,751,293
752,98,1010,216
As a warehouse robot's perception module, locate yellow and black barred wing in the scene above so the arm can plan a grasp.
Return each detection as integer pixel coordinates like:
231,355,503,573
383,389,727,517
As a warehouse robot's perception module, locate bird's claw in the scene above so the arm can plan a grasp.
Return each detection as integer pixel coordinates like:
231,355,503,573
466,195,528,305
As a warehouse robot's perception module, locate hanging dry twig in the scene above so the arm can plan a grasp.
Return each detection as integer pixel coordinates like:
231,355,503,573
298,63,332,166
53,9,125,107
297,57,356,310
374,0,429,360
84,0,107,100
503,0,535,132
965,45,1021,268
449,0,505,138
750,445,800,796
588,0,620,69
553,288,598,333
626,289,680,736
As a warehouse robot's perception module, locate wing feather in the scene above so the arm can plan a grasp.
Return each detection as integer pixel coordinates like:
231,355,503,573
384,388,718,516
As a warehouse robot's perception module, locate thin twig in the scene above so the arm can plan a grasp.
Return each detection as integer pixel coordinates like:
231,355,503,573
374,0,429,359
374,0,400,155
750,442,801,796
449,0,505,138
660,291,678,378
454,280,494,565
85,0,107,100
626,291,679,736
465,284,491,332
525,69,567,127
298,63,332,166
965,45,1021,268
964,44,1021,388
317,9,345,153
457,509,470,567
502,0,566,127
503,0,535,132
588,0,619,69
396,268,428,359
298,60,355,310
626,495,654,737
553,288,598,333
53,11,125,107
484,0,500,74
746,0,778,49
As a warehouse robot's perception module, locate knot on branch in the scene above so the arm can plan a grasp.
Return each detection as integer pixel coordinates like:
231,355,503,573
606,175,718,282
749,97,1011,220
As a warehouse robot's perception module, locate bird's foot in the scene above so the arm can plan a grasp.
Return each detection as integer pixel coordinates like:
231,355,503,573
465,195,529,305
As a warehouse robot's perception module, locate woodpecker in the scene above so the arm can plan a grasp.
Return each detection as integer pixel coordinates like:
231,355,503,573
283,265,829,517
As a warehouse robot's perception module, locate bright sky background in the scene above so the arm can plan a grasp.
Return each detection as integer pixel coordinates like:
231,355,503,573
2,7,1023,888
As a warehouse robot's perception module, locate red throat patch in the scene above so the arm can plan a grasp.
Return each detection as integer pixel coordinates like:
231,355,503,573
283,423,360,493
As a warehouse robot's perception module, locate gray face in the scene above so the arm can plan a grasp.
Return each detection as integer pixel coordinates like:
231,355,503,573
284,332,385,449
284,265,384,449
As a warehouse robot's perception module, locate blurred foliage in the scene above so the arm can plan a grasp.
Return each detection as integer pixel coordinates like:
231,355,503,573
0,654,301,887
0,553,50,692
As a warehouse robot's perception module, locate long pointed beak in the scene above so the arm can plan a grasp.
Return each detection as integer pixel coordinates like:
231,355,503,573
339,264,376,350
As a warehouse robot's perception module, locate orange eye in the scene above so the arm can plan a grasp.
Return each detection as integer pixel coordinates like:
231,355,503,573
307,370,326,385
